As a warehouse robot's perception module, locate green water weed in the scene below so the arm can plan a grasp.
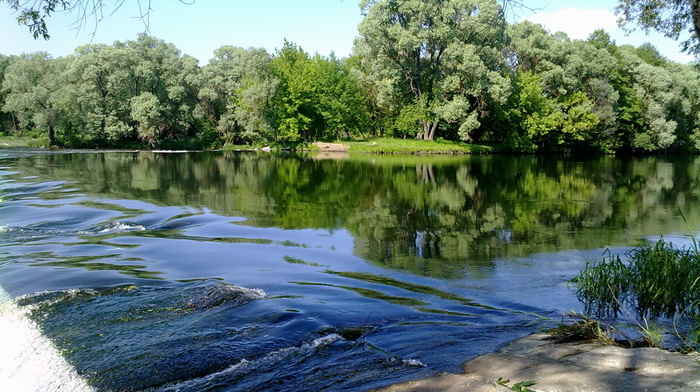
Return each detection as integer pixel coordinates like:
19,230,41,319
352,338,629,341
497,378,536,392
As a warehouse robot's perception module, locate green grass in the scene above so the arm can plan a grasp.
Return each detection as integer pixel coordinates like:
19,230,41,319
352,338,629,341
345,138,498,154
573,239,700,348
221,143,257,151
574,240,700,319
0,135,48,148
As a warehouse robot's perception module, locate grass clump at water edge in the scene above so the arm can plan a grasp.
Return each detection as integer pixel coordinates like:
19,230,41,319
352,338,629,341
572,238,700,349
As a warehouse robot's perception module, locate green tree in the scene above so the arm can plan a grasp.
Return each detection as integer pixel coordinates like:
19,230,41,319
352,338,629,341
200,46,277,144
58,35,202,147
618,46,689,151
121,35,201,144
306,54,372,140
0,54,15,132
65,44,140,144
269,41,316,143
2,52,67,146
500,71,599,152
356,0,510,141
494,22,603,152
130,91,163,145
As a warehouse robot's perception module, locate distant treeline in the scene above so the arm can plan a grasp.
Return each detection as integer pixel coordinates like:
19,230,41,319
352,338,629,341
1,0,699,153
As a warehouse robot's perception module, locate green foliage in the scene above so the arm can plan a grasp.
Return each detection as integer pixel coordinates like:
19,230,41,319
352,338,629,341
574,252,630,318
1,52,66,146
357,0,509,141
497,378,536,392
574,239,700,346
2,7,700,153
4,0,69,39
499,71,599,152
130,92,163,146
201,46,277,145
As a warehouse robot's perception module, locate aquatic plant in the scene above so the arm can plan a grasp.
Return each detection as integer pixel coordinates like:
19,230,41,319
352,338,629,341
547,312,617,345
497,378,536,392
573,238,700,347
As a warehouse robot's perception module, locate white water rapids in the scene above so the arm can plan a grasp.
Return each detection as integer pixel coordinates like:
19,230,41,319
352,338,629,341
0,286,94,392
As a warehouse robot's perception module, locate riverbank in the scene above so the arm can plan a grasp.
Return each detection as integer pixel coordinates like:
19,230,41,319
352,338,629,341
374,333,700,392
343,139,496,154
0,134,498,155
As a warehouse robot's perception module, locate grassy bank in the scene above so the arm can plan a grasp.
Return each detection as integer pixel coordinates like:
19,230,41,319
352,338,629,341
0,134,499,155
0,135,48,148
345,138,497,154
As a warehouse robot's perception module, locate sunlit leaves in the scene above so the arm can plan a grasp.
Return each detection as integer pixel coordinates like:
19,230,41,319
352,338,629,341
357,0,509,140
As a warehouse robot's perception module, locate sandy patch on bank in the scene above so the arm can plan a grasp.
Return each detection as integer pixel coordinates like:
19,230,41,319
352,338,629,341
374,334,700,392
312,142,350,152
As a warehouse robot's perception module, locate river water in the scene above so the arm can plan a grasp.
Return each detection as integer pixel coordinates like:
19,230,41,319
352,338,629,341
1,150,699,391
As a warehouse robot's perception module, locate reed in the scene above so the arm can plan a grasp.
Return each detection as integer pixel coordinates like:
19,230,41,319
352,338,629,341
573,239,700,347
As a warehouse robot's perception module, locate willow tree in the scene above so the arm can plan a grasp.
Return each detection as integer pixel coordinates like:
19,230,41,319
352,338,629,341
2,52,66,146
356,0,510,141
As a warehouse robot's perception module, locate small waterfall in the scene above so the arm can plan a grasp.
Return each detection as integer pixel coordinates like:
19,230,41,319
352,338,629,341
0,287,94,392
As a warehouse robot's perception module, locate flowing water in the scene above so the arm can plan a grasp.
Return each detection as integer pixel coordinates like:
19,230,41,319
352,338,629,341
1,150,699,391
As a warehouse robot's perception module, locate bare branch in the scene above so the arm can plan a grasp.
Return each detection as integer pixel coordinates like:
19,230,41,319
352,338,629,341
5,0,196,40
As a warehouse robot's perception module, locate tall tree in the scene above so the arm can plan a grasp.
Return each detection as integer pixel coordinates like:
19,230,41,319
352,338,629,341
2,52,66,146
200,46,277,145
0,54,15,132
356,0,510,141
269,41,316,143
65,44,140,143
119,34,201,145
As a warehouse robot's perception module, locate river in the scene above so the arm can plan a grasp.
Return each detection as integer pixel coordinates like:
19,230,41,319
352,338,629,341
1,150,698,391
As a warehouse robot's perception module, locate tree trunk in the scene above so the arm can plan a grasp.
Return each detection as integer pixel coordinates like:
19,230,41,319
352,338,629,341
48,123,56,147
422,121,438,140
421,121,431,140
691,0,700,44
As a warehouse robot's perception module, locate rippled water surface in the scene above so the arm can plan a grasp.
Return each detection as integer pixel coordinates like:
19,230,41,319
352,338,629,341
1,150,699,391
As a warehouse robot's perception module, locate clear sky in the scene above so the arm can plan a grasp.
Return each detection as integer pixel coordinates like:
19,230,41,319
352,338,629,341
0,0,695,65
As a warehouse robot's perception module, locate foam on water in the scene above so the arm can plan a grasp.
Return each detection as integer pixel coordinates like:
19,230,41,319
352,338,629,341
0,287,95,392
95,221,147,234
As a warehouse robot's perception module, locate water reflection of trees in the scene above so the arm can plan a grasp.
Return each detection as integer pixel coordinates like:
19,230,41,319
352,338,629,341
11,152,700,278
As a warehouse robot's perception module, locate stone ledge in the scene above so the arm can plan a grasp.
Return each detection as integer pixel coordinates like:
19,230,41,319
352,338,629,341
375,334,700,392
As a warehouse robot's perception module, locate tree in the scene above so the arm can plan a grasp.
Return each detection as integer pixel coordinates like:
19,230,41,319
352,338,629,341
616,0,700,56
119,34,202,144
200,46,277,144
0,54,15,132
65,44,140,143
57,35,201,146
269,41,316,143
306,54,372,140
356,0,510,141
2,52,67,146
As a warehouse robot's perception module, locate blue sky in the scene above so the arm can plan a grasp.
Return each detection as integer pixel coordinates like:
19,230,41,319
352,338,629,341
0,0,695,64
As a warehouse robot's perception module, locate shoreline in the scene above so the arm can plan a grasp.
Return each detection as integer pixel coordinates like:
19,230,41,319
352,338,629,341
373,333,700,392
